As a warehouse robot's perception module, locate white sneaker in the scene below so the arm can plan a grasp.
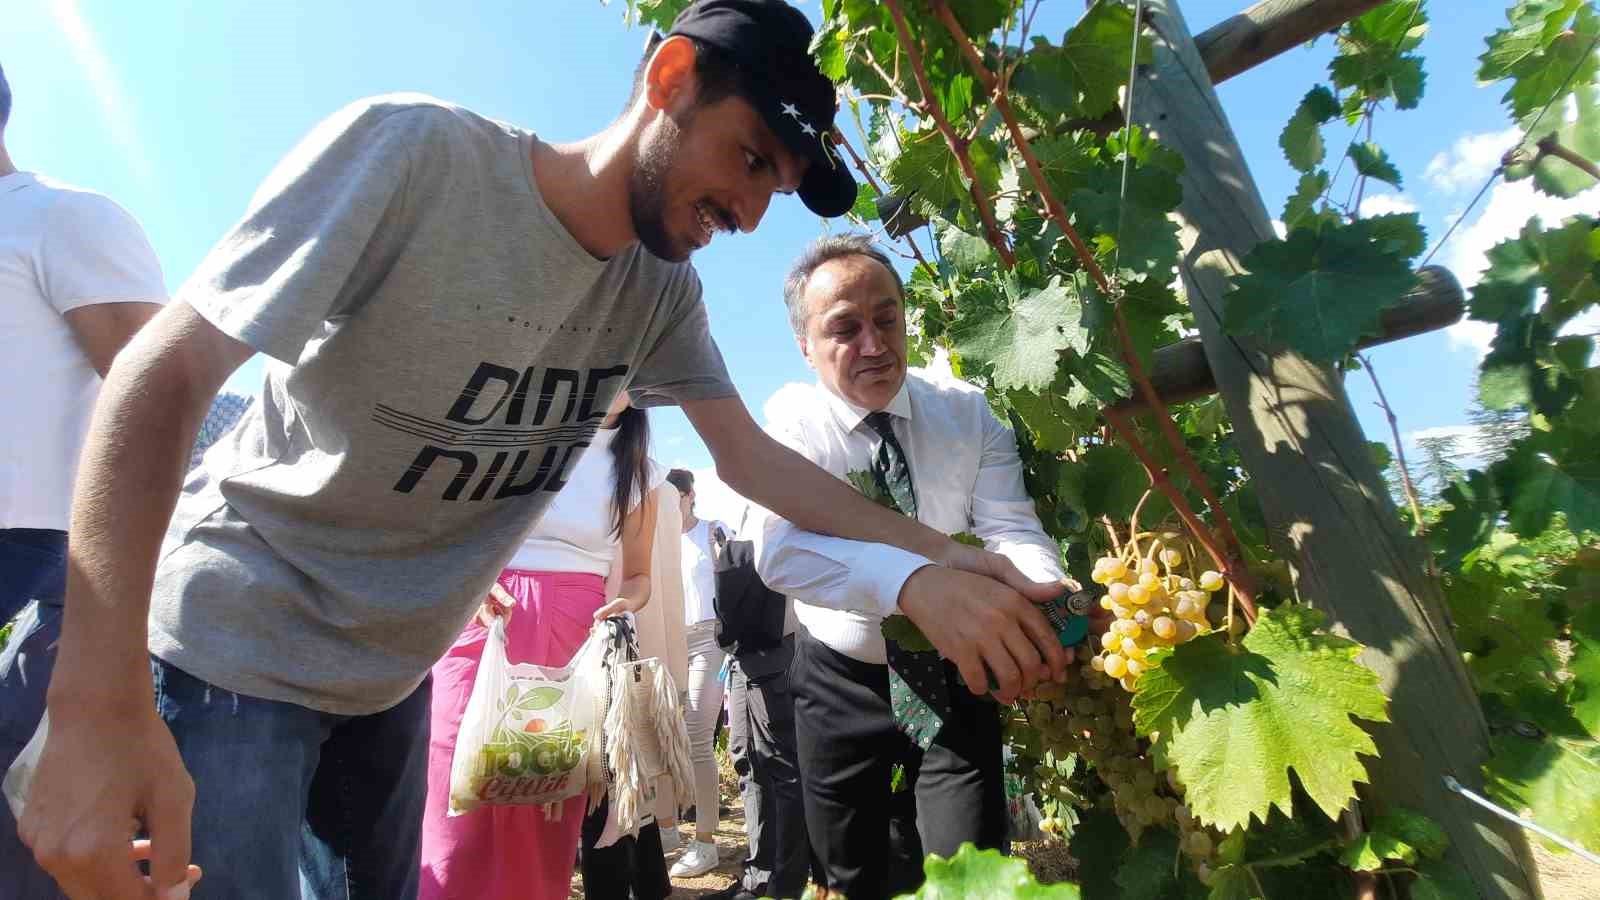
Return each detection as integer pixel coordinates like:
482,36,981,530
658,825,681,853
669,840,719,878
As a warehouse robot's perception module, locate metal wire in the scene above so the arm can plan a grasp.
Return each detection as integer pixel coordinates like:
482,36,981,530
1443,776,1600,868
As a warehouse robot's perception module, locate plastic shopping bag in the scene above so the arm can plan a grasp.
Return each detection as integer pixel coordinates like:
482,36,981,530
446,617,602,815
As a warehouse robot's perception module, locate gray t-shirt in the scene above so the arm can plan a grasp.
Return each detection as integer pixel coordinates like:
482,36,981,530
149,94,735,714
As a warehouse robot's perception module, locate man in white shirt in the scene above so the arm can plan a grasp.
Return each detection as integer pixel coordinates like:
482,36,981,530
753,235,1077,899
0,59,170,899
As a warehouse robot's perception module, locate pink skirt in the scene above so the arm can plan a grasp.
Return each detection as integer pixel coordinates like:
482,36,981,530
419,569,605,900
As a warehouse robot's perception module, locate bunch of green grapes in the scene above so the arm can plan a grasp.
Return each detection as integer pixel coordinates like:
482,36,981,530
1088,536,1228,692
1026,659,1175,840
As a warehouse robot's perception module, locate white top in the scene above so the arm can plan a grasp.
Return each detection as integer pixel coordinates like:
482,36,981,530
751,369,1065,664
506,426,665,575
0,172,167,530
680,517,730,626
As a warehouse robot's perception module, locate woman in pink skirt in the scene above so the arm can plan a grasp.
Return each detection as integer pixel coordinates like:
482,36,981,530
420,392,663,900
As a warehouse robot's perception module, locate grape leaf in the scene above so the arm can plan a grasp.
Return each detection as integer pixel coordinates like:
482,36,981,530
894,842,1081,899
943,0,1017,43
1282,171,1331,231
1570,600,1600,739
939,222,996,276
886,131,1003,218
881,614,936,653
810,15,850,82
1348,142,1403,189
847,468,899,511
1432,471,1501,571
1468,222,1546,325
850,182,880,223
1410,859,1478,900
1484,726,1600,856
1007,383,1099,453
1279,86,1340,173
611,0,691,30
1339,808,1449,871
1494,435,1600,536
1330,1,1429,109
950,275,1090,392
1223,216,1422,363
1070,188,1181,280
1131,606,1390,831
1010,0,1149,123
1479,0,1600,120
1064,351,1134,406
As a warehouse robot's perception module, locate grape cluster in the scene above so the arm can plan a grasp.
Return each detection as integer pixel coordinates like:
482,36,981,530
1089,540,1226,692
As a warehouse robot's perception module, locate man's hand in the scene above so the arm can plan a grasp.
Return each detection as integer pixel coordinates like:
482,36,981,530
896,566,1072,703
938,541,1081,601
19,699,197,899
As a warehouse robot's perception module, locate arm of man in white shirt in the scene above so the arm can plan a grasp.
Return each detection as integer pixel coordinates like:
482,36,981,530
711,405,1070,702
43,192,169,376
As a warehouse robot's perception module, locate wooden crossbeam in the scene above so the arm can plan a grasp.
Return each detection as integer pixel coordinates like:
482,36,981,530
1196,0,1386,84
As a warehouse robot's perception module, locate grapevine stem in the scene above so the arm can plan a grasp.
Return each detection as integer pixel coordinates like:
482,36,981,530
1357,353,1427,536
1101,516,1123,556
1105,410,1258,624
881,0,1016,268
930,1,1254,596
1129,488,1155,557
1535,132,1600,183
831,127,938,280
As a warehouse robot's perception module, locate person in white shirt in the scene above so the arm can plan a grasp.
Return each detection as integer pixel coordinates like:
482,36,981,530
752,235,1078,900
0,58,170,899
662,467,733,878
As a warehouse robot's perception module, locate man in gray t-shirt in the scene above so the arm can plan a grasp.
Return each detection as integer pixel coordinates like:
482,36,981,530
16,3,1074,898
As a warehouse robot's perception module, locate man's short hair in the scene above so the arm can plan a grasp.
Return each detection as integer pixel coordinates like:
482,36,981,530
666,468,695,495
624,4,747,114
0,61,11,130
782,234,903,336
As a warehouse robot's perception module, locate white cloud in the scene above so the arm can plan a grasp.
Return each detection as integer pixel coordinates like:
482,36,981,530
1358,193,1418,217
1441,176,1600,354
1401,424,1491,472
761,381,813,426
1424,127,1520,194
1271,219,1288,240
48,0,154,185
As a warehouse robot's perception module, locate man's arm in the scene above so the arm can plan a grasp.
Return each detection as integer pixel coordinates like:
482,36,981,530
19,302,252,898
62,301,163,377
681,395,1070,700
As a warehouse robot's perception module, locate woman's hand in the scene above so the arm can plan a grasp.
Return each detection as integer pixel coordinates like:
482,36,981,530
593,593,646,621
475,583,516,627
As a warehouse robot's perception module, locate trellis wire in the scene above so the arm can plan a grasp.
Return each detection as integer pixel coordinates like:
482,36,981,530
1442,776,1600,868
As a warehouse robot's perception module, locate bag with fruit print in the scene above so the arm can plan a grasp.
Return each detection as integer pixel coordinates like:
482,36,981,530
446,615,605,815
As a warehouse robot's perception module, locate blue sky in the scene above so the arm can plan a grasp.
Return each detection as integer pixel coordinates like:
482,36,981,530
7,0,1584,524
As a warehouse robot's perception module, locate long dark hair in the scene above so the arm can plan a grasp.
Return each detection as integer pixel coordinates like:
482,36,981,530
609,404,653,539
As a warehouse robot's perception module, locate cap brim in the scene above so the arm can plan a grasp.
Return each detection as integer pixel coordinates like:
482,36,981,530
755,97,857,218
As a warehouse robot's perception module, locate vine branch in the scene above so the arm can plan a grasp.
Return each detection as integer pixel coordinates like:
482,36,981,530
1535,132,1600,183
832,127,937,280
881,0,1016,268
1357,353,1426,534
930,0,1256,610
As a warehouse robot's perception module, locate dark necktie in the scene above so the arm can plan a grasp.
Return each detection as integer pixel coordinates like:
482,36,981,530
863,411,950,750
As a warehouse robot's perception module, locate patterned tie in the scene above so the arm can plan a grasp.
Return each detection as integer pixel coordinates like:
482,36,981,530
863,411,950,751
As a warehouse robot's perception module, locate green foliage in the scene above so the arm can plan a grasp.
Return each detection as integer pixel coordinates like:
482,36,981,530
606,0,690,30
1479,0,1600,119
1330,1,1430,110
893,843,1081,899
950,275,1093,392
1223,215,1425,363
1011,0,1149,124
1131,606,1390,831
1279,87,1341,173
1339,808,1449,870
1348,142,1403,188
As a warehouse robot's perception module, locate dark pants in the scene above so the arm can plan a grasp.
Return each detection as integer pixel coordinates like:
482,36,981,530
0,528,69,900
728,637,812,898
580,797,671,900
792,633,1006,900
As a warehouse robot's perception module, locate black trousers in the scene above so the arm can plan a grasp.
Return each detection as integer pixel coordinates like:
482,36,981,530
729,637,814,898
792,632,1006,900
579,797,670,900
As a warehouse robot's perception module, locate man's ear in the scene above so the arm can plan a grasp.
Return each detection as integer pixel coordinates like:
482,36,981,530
644,35,698,114
797,332,816,368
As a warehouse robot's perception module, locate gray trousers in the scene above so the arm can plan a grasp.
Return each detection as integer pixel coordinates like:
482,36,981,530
727,636,811,898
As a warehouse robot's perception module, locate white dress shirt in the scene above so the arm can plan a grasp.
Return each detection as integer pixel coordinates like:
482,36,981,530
751,369,1065,664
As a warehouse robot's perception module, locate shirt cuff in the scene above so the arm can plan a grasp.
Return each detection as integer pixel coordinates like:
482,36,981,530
851,544,937,618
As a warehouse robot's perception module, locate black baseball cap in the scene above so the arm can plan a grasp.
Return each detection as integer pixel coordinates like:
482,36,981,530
666,0,857,218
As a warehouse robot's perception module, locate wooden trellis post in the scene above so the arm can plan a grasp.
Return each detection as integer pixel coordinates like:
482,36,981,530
1130,1,1544,896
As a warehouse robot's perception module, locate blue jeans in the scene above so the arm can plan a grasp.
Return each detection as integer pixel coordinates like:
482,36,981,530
0,529,68,900
153,660,432,900
1,649,431,899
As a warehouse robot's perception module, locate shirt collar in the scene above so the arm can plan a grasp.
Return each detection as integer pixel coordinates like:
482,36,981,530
0,172,37,196
816,375,915,435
